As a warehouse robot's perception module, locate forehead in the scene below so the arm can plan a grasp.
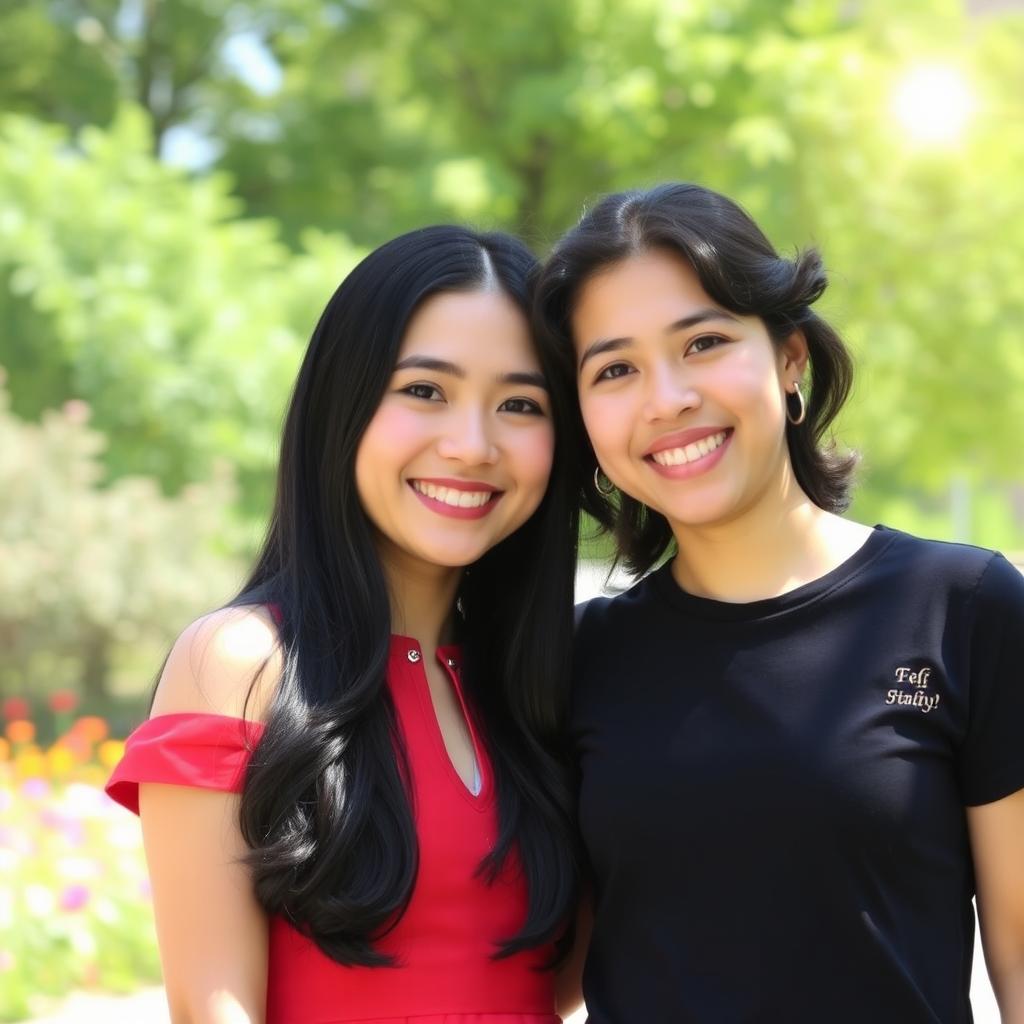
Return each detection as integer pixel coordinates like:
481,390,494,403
399,288,538,367
571,248,715,344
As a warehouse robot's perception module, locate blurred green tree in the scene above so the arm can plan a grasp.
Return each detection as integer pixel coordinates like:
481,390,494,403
0,1,119,130
0,0,264,155
0,109,362,517
1,0,1023,544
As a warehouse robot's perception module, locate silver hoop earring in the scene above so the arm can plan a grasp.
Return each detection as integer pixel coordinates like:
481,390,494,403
786,385,807,426
594,466,616,496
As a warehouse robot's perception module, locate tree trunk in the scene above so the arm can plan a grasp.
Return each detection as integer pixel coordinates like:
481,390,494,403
514,133,554,246
80,628,112,702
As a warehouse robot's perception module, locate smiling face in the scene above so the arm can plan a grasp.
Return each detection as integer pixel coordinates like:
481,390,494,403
572,247,807,533
355,287,554,576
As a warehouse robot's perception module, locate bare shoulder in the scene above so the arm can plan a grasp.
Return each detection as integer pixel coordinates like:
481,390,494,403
150,604,284,723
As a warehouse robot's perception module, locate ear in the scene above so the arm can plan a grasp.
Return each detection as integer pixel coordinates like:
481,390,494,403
778,330,809,385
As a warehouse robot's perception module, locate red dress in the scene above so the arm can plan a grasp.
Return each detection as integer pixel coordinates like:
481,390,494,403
106,635,560,1024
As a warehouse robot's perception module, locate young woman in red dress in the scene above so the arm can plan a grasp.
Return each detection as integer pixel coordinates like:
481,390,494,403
106,226,583,1024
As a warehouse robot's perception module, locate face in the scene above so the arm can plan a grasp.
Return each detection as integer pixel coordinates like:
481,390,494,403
355,287,554,575
571,248,807,533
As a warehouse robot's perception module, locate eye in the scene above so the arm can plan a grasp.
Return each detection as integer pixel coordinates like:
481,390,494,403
499,396,545,415
595,362,634,383
401,382,443,402
687,334,728,355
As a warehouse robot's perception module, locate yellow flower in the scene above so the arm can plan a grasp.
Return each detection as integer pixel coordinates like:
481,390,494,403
97,739,126,769
47,744,77,777
0,737,9,761
76,764,107,788
14,748,46,779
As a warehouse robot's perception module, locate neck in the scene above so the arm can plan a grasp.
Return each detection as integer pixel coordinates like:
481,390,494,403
669,466,870,604
379,546,462,649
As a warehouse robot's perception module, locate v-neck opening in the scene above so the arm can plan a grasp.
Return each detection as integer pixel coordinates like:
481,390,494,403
395,635,492,810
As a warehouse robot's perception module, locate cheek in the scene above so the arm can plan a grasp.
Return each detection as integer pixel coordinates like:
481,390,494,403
579,391,632,462
354,405,420,508
360,403,427,456
509,422,555,496
721,349,783,406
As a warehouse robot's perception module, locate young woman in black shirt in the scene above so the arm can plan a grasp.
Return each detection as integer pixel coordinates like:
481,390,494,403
536,183,1024,1023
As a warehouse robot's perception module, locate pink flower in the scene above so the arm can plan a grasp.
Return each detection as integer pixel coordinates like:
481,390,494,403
59,884,90,912
20,778,50,799
60,821,86,847
40,808,65,829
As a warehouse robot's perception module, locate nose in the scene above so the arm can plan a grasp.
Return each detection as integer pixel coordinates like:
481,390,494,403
436,405,499,465
641,362,700,423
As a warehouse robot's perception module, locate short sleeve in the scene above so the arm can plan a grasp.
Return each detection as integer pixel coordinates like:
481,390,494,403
959,553,1024,806
105,712,265,815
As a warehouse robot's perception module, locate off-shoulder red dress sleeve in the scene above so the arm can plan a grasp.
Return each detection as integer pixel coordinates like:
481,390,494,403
105,712,264,814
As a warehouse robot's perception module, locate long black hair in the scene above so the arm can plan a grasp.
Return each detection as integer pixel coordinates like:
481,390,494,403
535,182,856,576
233,225,580,965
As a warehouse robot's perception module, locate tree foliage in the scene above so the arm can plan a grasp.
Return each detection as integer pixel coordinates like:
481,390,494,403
1,0,1023,574
0,108,362,514
0,369,243,700
0,0,268,154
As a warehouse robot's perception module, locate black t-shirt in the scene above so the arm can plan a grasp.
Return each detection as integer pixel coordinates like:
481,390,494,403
572,526,1024,1024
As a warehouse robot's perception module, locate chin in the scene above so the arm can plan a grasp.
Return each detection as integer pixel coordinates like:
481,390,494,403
659,497,740,530
419,541,495,569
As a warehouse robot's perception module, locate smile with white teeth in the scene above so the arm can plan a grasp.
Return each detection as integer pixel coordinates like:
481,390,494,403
649,431,729,467
411,481,496,508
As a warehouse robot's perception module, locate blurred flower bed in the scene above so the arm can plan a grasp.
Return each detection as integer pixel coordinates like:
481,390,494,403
0,694,159,1022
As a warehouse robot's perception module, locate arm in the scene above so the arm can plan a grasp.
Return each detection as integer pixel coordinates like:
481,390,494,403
142,606,283,1024
555,893,593,1020
968,787,1024,1023
141,784,268,1024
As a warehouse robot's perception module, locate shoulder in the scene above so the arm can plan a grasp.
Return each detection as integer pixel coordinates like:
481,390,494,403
576,568,662,629
573,569,666,671
870,528,1024,628
971,550,1024,618
874,527,1006,592
150,605,284,723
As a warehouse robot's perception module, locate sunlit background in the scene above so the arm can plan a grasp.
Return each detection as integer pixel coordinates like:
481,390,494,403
1,0,1023,1020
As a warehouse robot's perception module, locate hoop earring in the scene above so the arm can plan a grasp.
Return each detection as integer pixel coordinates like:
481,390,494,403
594,466,616,496
786,385,807,426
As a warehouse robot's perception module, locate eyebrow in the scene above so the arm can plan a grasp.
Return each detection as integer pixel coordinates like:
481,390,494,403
393,356,548,390
577,306,741,371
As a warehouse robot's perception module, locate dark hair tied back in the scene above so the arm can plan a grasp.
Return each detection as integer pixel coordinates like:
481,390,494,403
535,182,857,576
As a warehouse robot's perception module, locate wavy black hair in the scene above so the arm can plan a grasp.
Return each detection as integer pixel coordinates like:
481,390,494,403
231,225,580,965
535,182,856,576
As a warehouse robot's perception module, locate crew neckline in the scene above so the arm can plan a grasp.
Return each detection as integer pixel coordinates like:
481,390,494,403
651,524,898,622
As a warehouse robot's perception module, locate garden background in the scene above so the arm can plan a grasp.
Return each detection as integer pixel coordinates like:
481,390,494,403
1,0,1023,1019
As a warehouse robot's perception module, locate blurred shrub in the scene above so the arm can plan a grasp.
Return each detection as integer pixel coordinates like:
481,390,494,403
0,369,243,706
